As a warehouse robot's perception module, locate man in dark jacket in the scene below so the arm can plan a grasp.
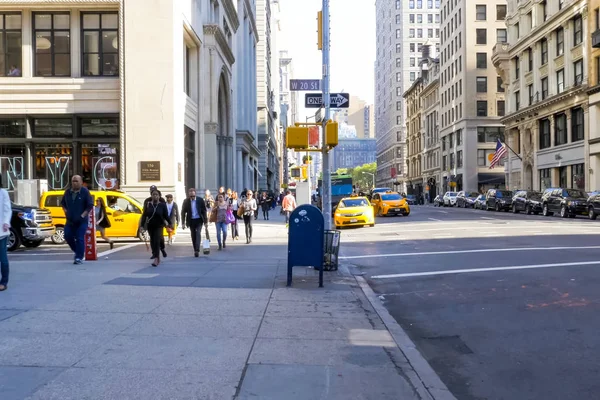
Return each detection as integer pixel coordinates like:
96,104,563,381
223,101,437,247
142,185,167,257
181,188,208,257
61,175,94,265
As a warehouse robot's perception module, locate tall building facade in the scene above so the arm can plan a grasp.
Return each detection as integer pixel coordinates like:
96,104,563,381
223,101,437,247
256,0,280,192
234,0,260,192
0,0,247,204
375,0,441,191
279,49,299,186
404,77,424,196
493,0,590,192
589,0,600,191
331,138,377,171
439,0,507,193
421,55,442,200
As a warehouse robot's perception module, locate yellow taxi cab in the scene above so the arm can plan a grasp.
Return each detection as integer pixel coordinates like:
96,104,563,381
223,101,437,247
371,191,410,217
334,195,375,229
40,190,150,245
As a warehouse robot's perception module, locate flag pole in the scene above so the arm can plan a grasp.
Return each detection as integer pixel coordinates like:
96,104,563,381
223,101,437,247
502,139,522,161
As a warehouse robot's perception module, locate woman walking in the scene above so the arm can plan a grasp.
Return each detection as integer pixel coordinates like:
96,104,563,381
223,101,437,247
259,192,271,220
0,181,11,291
241,190,257,244
230,191,240,241
213,194,229,250
95,197,114,249
141,189,171,267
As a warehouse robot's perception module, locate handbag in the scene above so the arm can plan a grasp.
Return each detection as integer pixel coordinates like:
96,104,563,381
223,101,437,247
226,209,235,224
237,205,244,217
209,208,217,223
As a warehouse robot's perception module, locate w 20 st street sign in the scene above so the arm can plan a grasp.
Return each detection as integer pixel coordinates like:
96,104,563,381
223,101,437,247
305,93,350,108
290,79,321,91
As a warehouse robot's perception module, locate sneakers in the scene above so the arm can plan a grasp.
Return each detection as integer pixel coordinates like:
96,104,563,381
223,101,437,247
74,259,83,265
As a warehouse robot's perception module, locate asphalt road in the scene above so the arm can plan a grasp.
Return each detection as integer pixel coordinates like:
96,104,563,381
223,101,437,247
341,205,600,400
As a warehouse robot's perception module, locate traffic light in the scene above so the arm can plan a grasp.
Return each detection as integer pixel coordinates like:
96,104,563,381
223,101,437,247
317,11,323,50
286,126,309,149
325,120,338,147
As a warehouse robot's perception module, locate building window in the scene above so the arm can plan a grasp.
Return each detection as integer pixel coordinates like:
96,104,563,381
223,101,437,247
32,118,73,137
81,143,119,190
540,167,551,190
497,100,505,116
496,29,507,43
477,101,487,117
541,77,548,99
497,4,507,20
514,91,520,111
541,1,548,21
457,150,463,168
559,166,568,188
476,29,487,45
571,107,584,142
80,117,119,136
554,113,567,146
556,69,565,93
528,84,534,105
0,13,22,77
476,5,486,20
497,76,504,92
573,15,583,46
456,129,462,145
0,119,26,137
410,58,415,67
477,127,504,143
397,43,402,53
396,72,401,82
527,48,533,71
572,163,585,190
476,76,487,92
396,101,402,111
540,38,548,65
396,14,401,24
477,149,486,166
476,52,487,68
513,56,520,80
396,58,402,68
396,29,401,39
539,118,550,149
81,12,118,76
35,144,73,190
574,59,583,85
33,12,71,77
410,72,415,81
556,28,564,56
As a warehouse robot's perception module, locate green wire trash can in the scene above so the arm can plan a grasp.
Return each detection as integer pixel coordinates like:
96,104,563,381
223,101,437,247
323,230,341,271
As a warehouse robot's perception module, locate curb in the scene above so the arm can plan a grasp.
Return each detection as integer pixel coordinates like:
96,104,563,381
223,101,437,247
353,274,457,400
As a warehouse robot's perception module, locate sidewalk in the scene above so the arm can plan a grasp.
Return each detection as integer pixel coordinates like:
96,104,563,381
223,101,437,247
1,212,430,400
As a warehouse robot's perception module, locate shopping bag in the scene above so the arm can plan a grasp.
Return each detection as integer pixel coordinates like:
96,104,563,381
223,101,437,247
205,226,210,242
226,209,235,224
202,239,210,255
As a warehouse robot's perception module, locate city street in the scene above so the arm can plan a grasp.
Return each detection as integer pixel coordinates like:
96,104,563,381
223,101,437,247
341,205,600,400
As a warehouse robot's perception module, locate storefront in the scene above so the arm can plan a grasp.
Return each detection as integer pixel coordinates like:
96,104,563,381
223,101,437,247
0,115,119,196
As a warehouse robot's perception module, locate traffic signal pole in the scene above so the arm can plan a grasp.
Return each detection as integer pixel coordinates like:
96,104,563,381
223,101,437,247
321,0,332,229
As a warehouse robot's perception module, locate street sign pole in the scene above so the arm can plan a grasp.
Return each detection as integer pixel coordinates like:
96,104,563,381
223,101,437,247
322,0,332,230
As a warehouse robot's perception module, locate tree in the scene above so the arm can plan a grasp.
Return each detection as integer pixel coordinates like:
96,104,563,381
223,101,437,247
352,162,377,190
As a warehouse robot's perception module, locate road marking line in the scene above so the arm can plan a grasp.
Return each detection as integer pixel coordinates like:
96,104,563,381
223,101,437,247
339,245,600,260
371,260,600,279
99,243,142,257
428,218,443,222
480,216,498,220
437,210,448,214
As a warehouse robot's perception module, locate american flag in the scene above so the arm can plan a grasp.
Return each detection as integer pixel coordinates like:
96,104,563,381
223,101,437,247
489,139,507,169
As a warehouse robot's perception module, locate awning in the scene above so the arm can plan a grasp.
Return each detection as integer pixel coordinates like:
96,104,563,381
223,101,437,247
478,173,505,185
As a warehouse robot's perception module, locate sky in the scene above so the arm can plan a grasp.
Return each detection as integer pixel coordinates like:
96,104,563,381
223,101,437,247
277,0,376,121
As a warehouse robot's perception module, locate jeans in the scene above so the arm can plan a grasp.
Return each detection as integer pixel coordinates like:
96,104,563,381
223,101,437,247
0,236,8,286
64,221,88,260
231,217,239,239
262,209,269,220
243,215,253,239
285,211,291,224
216,222,227,246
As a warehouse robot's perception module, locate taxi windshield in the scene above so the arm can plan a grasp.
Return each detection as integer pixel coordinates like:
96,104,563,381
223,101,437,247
339,199,368,208
381,194,402,201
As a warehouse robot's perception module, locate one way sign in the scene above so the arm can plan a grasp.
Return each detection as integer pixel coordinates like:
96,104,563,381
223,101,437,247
305,93,350,108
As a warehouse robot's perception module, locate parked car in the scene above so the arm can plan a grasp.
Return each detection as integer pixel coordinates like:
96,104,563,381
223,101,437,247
443,191,458,206
588,192,600,220
9,203,55,252
474,195,487,210
541,188,588,218
485,189,513,211
511,190,543,214
433,194,444,207
457,191,480,208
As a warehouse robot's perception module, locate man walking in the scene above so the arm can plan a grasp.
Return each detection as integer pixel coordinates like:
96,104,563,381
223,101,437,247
282,190,297,224
143,185,167,257
0,179,11,291
181,188,208,257
61,175,94,265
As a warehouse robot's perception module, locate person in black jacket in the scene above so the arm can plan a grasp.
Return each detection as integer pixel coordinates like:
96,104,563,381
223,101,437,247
61,175,94,265
142,185,167,258
94,197,114,250
181,188,208,257
141,189,171,267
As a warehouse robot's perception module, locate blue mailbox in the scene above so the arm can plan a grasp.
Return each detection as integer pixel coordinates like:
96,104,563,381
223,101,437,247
287,204,325,287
